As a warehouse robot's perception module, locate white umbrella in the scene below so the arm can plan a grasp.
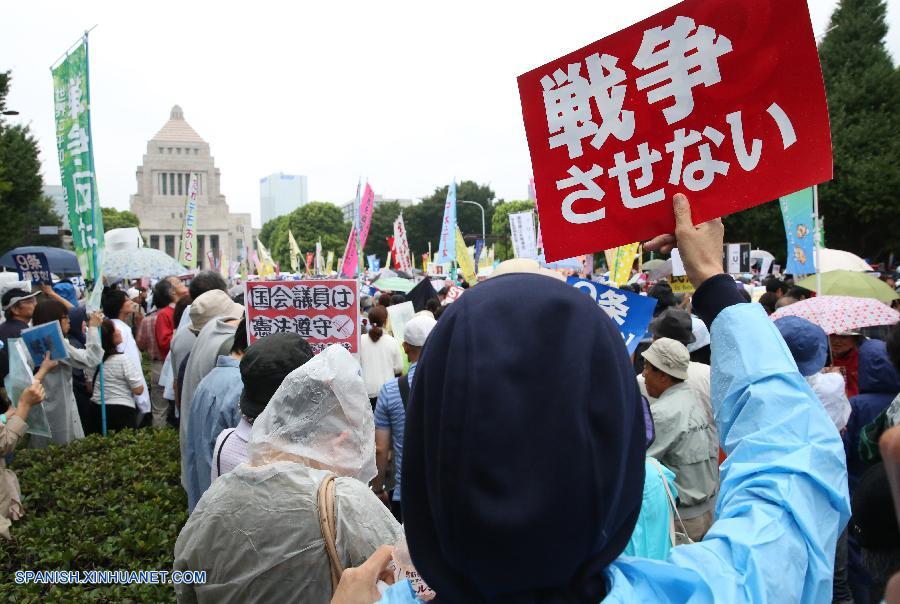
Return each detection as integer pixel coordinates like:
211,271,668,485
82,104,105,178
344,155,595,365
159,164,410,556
817,248,871,273
102,247,185,280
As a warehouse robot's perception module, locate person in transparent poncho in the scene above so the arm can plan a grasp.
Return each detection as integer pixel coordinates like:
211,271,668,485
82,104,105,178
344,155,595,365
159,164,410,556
173,342,402,604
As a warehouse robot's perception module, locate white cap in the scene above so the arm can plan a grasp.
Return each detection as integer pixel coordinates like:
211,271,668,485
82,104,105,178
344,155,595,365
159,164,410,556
189,290,244,334
126,287,141,300
404,315,437,347
641,337,690,380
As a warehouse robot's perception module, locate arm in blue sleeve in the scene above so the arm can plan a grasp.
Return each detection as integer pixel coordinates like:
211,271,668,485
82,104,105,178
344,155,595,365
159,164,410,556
666,303,850,603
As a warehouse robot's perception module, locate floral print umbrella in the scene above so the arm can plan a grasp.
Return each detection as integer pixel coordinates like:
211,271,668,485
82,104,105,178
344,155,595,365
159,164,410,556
770,295,899,334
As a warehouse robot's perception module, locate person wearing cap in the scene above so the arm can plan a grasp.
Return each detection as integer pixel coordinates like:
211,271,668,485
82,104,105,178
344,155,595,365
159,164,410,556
174,344,401,603
184,320,248,512
210,332,315,481
177,290,244,495
642,337,718,541
0,288,40,387
774,315,854,603
373,314,436,522
775,316,851,432
637,309,713,438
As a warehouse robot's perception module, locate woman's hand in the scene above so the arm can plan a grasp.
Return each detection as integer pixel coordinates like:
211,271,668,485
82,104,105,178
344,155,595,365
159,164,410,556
19,381,45,407
331,545,395,604
35,351,59,380
88,311,103,328
644,193,725,288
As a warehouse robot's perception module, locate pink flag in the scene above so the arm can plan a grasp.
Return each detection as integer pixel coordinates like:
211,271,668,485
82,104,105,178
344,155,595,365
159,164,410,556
341,182,376,277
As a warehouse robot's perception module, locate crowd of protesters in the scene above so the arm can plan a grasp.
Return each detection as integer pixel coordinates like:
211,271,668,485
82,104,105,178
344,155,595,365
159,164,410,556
2,194,900,603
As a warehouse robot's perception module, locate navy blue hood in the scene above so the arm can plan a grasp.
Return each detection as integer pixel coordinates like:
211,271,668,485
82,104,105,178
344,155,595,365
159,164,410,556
402,273,646,603
858,339,900,395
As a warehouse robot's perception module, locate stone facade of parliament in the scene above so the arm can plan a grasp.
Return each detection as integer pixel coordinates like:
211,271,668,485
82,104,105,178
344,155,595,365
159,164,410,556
130,106,252,269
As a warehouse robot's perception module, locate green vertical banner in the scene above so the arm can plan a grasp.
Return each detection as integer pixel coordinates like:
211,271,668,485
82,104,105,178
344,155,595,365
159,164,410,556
52,36,104,280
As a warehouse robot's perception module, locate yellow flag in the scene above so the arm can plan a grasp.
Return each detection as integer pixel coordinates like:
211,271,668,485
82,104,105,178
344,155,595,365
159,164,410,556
326,250,335,274
455,226,477,285
609,243,640,286
288,231,301,273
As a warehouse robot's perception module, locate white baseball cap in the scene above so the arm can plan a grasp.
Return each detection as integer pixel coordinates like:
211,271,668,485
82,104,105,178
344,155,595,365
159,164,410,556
404,315,437,347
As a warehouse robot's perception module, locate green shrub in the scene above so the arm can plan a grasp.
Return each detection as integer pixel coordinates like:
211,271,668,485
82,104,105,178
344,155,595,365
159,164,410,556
0,428,186,603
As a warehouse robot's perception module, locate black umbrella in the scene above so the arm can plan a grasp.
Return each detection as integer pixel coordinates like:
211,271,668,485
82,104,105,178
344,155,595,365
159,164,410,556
407,278,439,312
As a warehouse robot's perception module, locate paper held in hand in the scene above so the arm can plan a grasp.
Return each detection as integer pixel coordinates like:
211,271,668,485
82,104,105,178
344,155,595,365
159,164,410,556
517,0,832,261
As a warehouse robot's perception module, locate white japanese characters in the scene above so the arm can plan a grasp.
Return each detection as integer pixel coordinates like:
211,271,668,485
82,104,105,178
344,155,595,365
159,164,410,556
540,16,796,226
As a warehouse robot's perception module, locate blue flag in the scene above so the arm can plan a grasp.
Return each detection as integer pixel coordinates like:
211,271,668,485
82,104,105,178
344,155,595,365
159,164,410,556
569,279,655,354
434,181,457,263
779,187,816,275
473,239,485,268
367,254,380,272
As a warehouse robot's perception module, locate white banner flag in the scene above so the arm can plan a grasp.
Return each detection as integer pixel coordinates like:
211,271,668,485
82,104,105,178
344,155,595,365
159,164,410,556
509,210,538,259
393,215,413,273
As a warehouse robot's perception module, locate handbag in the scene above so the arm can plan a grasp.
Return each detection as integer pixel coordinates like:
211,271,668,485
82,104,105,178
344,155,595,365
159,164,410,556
317,474,344,594
648,457,694,547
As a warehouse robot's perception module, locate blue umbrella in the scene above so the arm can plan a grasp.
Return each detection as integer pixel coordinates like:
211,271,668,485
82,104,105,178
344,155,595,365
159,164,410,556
0,246,81,275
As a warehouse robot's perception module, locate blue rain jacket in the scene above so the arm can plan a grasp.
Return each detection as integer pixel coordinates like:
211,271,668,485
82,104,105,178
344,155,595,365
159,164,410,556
380,303,850,603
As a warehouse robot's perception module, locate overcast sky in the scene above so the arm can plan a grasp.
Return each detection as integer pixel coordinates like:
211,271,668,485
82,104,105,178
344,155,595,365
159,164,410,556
3,0,899,227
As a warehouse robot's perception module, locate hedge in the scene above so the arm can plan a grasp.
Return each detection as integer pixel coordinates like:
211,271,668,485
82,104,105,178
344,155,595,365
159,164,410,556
0,428,187,603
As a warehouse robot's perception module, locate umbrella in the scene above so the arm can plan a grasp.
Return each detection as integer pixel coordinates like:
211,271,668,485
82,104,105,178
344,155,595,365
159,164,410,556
371,276,414,294
817,248,872,273
643,258,672,280
102,247,185,280
0,246,81,275
770,295,899,334
797,270,899,304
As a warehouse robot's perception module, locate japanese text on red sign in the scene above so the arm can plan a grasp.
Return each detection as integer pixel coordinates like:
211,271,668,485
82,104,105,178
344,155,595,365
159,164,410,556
518,0,832,261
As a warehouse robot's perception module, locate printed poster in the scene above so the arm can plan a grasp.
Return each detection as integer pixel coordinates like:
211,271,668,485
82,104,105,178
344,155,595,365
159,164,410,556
245,279,359,354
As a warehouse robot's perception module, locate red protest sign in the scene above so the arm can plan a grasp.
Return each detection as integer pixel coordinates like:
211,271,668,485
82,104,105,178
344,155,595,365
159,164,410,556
245,279,359,354
518,0,831,261
444,285,465,303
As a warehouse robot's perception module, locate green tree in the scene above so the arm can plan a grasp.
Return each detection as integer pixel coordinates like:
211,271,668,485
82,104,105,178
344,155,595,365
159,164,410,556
491,200,535,260
404,180,497,258
262,202,350,269
0,71,62,252
101,207,140,230
817,0,900,260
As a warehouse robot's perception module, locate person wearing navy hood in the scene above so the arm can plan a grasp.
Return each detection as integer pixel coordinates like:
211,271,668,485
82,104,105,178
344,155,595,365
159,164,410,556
329,195,850,604
845,339,900,495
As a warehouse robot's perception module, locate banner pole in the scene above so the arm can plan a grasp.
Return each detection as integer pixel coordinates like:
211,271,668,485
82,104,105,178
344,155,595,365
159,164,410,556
83,31,107,436
813,184,822,295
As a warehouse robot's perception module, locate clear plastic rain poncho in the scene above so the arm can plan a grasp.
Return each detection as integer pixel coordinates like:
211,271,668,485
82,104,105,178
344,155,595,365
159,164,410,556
173,344,399,604
247,343,377,482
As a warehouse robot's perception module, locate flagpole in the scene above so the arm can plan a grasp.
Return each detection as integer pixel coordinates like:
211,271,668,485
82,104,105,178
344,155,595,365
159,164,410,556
81,31,107,437
813,185,822,295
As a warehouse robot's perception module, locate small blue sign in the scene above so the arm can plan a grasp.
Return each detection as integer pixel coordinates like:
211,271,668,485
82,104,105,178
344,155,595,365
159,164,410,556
569,279,655,354
13,252,52,284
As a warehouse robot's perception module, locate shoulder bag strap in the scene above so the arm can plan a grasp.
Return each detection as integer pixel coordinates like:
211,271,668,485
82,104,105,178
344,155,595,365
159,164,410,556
215,429,236,477
397,374,411,409
317,473,343,594
648,457,692,546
